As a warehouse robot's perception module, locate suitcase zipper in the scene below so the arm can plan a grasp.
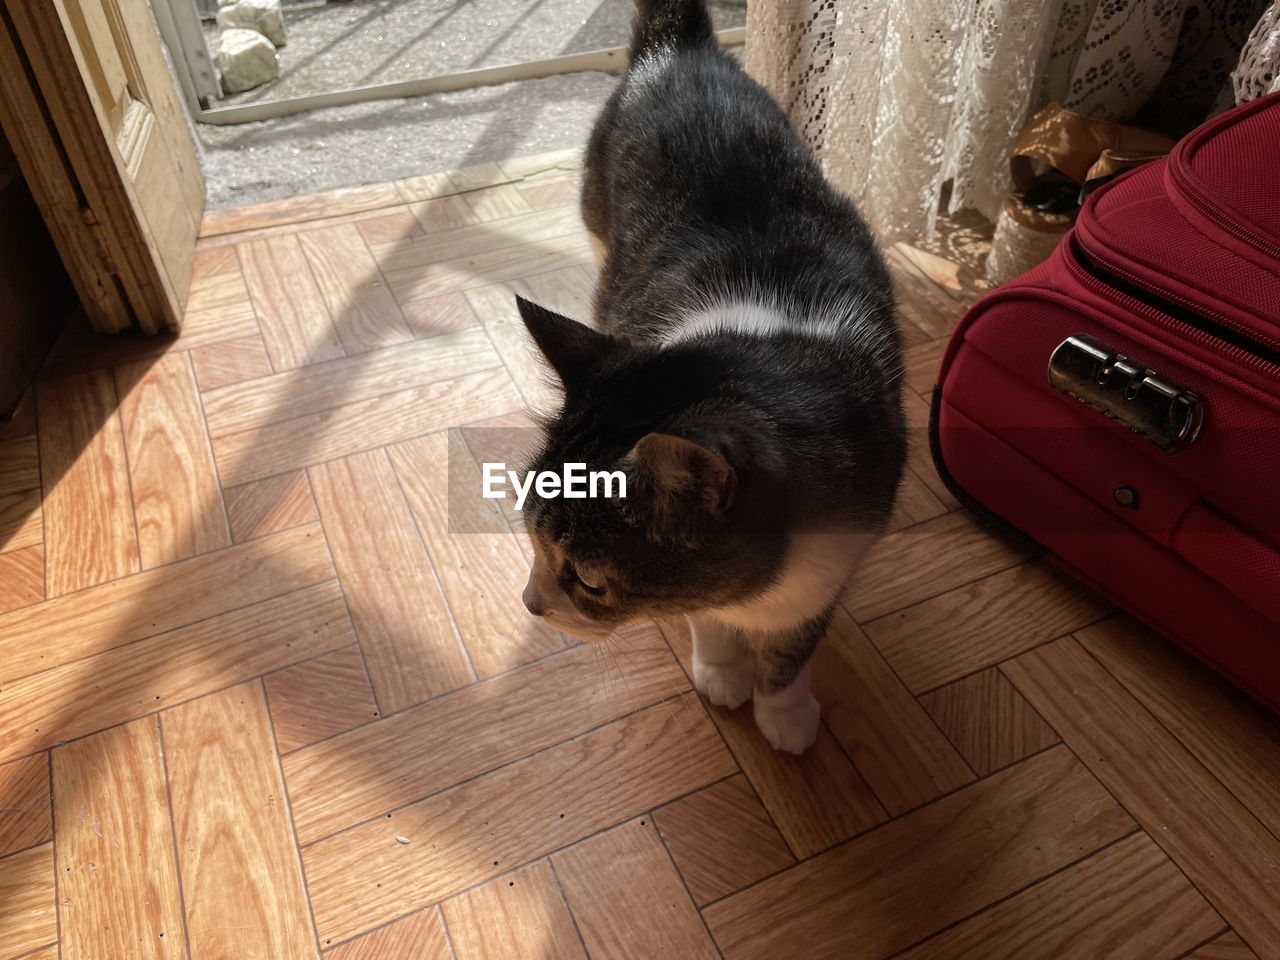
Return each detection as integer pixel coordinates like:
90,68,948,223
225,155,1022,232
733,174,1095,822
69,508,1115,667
1168,134,1280,262
1068,238,1280,375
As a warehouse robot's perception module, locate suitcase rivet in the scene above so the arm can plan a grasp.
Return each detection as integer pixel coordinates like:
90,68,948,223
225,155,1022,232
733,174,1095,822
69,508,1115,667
1113,484,1139,509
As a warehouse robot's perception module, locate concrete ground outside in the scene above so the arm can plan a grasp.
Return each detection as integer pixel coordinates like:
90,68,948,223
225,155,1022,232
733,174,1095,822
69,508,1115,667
197,0,744,208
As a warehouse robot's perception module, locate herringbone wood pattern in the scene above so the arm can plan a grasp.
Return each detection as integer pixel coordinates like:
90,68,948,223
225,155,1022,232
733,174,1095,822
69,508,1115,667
0,152,1276,959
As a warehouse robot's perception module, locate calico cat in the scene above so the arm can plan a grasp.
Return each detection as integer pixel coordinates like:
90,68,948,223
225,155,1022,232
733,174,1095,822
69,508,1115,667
514,0,906,753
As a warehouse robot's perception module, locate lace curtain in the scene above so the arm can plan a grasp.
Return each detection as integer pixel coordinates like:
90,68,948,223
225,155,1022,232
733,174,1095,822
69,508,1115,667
748,0,1267,244
1235,0,1280,99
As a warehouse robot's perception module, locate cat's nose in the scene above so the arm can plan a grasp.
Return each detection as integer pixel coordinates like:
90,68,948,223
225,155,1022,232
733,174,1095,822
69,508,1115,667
522,581,549,617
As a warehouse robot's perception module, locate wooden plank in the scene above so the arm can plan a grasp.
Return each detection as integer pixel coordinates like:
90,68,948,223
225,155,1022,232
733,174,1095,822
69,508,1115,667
496,149,581,182
887,469,950,533
652,774,793,906
812,607,974,815
191,335,274,391
163,683,317,959
1004,639,1280,956
393,169,460,203
0,436,38,495
843,510,1025,623
212,368,523,487
463,184,535,222
239,235,345,370
36,300,258,382
264,645,378,753
303,697,735,945
408,195,481,234
297,224,414,355
1077,616,1280,840
186,260,249,315
196,205,425,253
284,624,685,843
442,860,586,960
663,619,886,856
0,398,36,440
36,369,140,595
464,265,594,413
703,746,1135,960
0,543,42,614
710,701,885,858
0,490,41,554
224,470,319,543
0,753,50,858
386,232,593,303
894,832,1221,960
116,353,231,568
893,241,989,307
53,719,185,959
201,329,500,437
554,819,718,960
919,667,1059,776
0,581,350,762
903,390,958,508
388,432,565,678
0,523,334,682
174,298,261,349
444,163,509,193
309,451,473,713
518,178,580,212
399,292,480,339
355,208,424,245
370,207,582,275
190,244,240,284
903,337,947,398
200,181,404,237
885,246,963,340
0,842,55,958
867,562,1109,693
327,908,452,960
1186,932,1260,959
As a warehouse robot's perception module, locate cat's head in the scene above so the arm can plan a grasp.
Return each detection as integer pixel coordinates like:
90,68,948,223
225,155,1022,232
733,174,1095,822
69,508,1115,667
513,296,784,640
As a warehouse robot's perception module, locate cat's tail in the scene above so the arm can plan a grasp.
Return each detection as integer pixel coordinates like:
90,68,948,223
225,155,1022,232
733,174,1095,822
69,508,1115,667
629,0,714,59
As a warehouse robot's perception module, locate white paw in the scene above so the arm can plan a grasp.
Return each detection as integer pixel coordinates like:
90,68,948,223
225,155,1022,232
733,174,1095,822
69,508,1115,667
754,693,820,754
693,656,754,709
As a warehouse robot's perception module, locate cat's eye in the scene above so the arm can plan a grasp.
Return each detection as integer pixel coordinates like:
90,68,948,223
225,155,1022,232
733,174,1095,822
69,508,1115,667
571,565,606,596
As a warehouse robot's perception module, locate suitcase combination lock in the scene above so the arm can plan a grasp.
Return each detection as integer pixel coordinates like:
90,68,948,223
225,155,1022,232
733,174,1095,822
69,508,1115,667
1048,335,1204,452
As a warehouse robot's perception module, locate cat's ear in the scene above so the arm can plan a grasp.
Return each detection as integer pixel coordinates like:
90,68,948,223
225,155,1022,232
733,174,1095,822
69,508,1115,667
628,433,736,540
516,295,615,386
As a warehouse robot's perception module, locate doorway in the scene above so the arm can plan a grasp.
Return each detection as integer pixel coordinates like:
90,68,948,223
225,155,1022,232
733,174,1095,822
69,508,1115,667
156,0,745,207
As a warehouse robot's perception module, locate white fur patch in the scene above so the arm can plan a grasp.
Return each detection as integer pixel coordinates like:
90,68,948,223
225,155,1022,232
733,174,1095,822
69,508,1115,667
662,288,884,359
753,665,820,754
712,531,874,634
690,614,754,708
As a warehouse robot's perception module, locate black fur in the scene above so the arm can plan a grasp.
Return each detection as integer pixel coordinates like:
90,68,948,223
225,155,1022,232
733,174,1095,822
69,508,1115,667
518,0,906,631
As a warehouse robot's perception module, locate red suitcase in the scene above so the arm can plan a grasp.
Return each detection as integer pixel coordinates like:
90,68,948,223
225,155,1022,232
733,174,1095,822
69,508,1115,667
930,91,1280,711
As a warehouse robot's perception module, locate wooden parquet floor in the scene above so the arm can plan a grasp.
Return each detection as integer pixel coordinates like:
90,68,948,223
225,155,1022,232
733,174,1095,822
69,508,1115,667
2,152,1278,959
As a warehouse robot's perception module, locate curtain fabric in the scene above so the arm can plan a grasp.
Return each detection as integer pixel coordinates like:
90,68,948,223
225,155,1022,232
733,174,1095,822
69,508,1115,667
748,0,1267,245
1235,0,1280,100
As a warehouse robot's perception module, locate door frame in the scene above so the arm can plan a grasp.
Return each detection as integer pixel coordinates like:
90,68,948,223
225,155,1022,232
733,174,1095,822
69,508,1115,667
0,0,205,335
0,3,135,332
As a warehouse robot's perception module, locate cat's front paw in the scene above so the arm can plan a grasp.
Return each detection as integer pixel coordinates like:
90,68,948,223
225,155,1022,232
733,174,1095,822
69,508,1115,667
693,656,754,709
754,692,820,754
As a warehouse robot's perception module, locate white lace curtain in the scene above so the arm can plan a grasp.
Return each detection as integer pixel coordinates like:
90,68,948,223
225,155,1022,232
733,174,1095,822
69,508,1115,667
747,0,1270,245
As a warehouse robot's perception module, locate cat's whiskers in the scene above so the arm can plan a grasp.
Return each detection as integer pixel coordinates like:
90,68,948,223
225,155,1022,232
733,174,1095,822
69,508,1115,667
605,634,637,700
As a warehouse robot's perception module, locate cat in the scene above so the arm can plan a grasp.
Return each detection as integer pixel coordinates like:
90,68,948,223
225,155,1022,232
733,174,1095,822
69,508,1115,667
513,0,906,753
